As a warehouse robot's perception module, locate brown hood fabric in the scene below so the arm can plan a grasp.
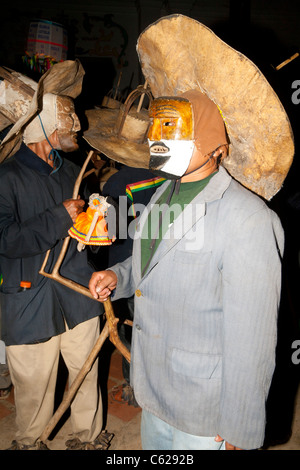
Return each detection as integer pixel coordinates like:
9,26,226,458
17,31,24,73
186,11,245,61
180,90,228,158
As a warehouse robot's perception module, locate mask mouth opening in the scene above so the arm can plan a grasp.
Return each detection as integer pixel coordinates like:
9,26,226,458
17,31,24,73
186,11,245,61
149,141,170,154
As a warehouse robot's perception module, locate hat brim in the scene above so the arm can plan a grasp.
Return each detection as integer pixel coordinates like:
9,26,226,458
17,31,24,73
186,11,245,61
0,59,85,163
83,108,150,169
137,14,294,200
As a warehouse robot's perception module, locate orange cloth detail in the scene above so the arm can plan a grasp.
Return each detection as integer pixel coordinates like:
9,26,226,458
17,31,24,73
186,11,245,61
68,206,115,245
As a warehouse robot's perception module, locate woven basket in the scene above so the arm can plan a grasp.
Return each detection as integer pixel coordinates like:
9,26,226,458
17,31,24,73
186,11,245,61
102,88,122,109
114,84,152,144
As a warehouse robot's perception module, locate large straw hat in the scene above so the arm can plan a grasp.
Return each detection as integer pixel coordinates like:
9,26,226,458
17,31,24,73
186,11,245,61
0,59,85,163
137,14,294,200
83,83,152,169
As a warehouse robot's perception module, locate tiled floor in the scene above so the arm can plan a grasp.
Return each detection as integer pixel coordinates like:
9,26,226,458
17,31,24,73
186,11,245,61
0,345,299,451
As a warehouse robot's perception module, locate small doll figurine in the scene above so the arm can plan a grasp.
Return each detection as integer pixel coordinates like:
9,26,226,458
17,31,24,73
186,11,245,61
69,193,116,251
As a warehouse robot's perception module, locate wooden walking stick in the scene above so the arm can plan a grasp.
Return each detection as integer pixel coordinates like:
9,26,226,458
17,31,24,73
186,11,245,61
38,150,131,444
39,321,110,444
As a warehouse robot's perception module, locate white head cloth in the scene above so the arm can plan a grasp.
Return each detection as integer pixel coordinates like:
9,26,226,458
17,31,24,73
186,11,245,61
23,93,58,144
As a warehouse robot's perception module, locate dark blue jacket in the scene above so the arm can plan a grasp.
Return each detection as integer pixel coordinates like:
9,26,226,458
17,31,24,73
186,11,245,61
102,166,161,267
0,144,103,345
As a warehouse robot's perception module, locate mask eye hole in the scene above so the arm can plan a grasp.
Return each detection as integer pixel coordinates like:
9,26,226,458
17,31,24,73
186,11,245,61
163,121,175,127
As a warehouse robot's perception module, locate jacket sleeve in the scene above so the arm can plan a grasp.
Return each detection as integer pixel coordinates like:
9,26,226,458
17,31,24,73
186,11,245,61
109,255,135,300
0,191,73,259
218,206,284,449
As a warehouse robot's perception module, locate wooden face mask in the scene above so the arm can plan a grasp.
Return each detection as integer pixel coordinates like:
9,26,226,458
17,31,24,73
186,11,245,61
147,97,195,179
56,96,81,153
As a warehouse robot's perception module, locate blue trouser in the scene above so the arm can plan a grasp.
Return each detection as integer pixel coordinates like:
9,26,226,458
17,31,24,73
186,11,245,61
141,409,225,450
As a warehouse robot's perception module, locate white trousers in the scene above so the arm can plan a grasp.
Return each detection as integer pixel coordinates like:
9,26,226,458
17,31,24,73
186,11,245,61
6,316,102,446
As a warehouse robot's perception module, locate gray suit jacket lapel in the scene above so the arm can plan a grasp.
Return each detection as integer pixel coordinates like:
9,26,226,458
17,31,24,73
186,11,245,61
133,167,232,282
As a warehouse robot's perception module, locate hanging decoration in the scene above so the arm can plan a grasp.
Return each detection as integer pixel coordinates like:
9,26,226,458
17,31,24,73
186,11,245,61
22,19,68,74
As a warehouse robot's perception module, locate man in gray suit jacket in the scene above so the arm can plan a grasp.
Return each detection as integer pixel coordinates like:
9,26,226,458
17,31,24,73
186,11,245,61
89,89,285,450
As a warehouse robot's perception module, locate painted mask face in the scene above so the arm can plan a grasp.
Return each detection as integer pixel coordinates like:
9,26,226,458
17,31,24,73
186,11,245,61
148,97,195,179
56,96,81,152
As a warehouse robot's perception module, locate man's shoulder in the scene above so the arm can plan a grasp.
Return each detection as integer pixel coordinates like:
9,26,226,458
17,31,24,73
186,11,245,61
225,175,267,210
209,166,267,213
219,174,281,230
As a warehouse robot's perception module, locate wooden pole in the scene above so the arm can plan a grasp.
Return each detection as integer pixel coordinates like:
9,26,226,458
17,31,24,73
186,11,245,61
137,80,148,113
39,322,110,443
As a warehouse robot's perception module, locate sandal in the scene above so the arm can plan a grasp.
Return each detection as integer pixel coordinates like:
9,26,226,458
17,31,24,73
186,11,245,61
65,430,114,450
6,439,49,450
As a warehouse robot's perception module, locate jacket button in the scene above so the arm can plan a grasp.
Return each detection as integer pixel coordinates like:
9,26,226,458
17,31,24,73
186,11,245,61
135,289,142,297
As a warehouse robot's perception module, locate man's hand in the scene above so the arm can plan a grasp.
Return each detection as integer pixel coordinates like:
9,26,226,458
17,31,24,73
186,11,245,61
63,196,85,222
215,434,243,450
89,270,118,301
